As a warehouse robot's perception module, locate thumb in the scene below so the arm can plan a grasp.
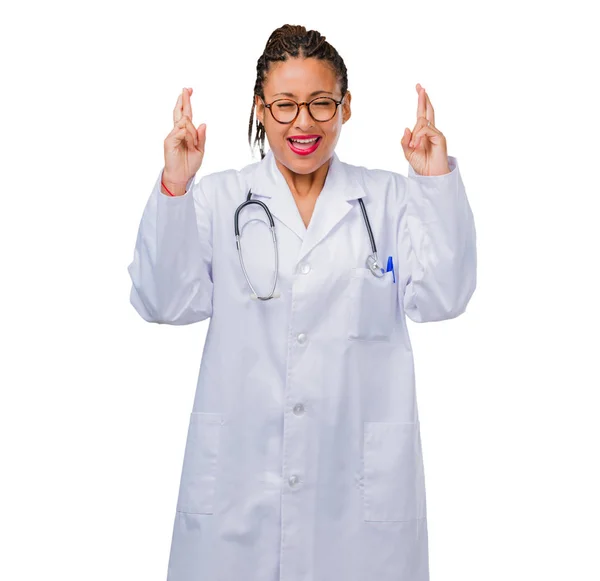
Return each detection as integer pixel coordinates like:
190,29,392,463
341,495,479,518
400,127,412,156
196,123,206,153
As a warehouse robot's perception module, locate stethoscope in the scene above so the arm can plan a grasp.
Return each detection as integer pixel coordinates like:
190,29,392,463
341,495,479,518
235,190,385,300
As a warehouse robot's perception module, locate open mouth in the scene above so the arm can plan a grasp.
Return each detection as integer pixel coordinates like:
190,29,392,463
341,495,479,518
287,136,322,155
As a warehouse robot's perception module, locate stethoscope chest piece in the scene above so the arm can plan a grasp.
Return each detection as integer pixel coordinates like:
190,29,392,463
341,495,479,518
366,253,385,277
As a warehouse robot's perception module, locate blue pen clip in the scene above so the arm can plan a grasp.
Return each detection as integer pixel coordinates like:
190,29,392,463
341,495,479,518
386,256,396,283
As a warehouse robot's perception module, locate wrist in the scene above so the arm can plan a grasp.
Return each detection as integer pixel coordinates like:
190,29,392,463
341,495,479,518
160,180,185,197
161,174,188,197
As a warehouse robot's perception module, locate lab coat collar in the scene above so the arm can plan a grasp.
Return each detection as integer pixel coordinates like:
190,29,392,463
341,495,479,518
248,148,366,264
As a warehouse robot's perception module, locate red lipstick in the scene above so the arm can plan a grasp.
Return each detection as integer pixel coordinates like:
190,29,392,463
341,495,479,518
287,135,322,156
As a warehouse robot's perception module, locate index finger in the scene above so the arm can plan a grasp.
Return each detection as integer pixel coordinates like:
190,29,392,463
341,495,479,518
416,83,426,120
183,87,193,120
423,89,435,126
173,90,184,124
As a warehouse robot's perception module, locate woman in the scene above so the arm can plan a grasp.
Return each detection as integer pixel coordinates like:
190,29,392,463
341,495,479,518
128,24,477,581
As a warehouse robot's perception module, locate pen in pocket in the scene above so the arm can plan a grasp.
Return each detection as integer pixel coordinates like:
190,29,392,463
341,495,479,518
386,256,396,283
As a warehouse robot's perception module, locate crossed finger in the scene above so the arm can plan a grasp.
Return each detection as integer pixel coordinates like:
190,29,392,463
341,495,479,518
173,87,194,124
416,83,435,127
412,117,444,145
175,115,198,148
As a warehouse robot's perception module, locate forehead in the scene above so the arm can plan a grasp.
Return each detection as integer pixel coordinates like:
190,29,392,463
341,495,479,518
264,57,339,98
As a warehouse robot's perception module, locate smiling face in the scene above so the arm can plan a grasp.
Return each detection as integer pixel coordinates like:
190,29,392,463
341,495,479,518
255,57,351,175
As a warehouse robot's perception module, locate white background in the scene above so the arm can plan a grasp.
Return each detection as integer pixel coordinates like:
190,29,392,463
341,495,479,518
1,1,599,580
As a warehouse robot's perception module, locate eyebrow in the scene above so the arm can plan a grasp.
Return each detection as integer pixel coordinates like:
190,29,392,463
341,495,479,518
272,90,334,98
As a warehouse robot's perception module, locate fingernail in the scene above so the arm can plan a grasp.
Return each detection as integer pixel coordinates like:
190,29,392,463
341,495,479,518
409,140,414,147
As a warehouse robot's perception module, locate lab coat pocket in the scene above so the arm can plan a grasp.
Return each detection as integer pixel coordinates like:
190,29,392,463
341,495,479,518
176,412,222,514
363,421,426,522
347,268,396,341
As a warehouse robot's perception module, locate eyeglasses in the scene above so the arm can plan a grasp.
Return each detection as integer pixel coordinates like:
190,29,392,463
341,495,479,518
259,95,344,124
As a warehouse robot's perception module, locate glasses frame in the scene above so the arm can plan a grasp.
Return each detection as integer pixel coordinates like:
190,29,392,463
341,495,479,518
259,95,344,124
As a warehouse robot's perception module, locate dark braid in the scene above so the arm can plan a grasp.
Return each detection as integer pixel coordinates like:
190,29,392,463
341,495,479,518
248,24,348,160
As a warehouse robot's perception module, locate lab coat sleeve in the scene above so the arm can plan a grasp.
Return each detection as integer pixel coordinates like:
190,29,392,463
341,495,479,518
127,167,213,325
396,155,477,323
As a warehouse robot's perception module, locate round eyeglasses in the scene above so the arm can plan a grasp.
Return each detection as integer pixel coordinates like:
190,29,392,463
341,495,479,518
260,95,344,124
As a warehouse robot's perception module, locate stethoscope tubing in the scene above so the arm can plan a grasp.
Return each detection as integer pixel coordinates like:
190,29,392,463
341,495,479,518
357,197,377,256
235,190,383,300
234,196,279,301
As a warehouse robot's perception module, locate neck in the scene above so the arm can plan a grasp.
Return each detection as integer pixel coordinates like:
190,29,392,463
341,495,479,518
276,156,332,199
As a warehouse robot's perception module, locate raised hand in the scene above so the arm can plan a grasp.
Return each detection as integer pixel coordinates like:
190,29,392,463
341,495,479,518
400,83,450,176
162,88,207,195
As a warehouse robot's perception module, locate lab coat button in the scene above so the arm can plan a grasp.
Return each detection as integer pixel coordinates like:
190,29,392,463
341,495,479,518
293,403,305,415
300,263,311,274
288,475,299,487
297,333,307,344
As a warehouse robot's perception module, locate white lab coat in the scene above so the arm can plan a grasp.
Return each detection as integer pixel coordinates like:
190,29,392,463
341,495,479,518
127,148,477,581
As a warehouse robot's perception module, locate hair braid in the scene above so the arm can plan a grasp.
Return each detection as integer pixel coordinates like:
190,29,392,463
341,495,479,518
248,24,348,160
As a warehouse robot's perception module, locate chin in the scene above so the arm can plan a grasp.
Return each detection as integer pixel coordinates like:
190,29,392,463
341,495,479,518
286,156,326,174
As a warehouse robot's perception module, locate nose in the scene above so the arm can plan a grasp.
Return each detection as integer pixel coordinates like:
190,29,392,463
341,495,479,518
295,102,314,127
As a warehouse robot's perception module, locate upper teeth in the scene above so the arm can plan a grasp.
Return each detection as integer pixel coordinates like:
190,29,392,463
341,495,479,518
290,137,318,143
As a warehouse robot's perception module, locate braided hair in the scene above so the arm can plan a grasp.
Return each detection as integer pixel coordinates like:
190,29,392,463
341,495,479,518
248,24,348,160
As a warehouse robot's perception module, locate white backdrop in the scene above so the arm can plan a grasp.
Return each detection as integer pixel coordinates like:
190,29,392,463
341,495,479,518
1,1,599,580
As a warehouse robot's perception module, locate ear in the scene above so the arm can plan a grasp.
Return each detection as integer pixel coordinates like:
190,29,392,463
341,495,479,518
342,91,352,123
255,95,264,125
